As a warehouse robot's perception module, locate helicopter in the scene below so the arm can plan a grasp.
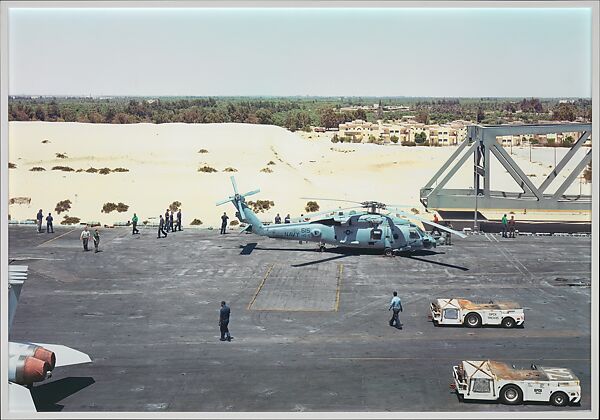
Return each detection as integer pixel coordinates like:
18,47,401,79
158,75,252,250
216,176,466,256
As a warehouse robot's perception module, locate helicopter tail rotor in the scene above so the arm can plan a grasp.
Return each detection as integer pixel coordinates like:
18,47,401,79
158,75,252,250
216,176,260,222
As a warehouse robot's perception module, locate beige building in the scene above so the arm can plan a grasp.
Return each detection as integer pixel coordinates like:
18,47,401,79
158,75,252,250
338,120,381,143
338,119,470,146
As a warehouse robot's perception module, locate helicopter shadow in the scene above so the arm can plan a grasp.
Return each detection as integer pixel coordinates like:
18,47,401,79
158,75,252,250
400,252,469,271
291,254,349,267
31,376,95,411
239,244,468,270
240,244,382,256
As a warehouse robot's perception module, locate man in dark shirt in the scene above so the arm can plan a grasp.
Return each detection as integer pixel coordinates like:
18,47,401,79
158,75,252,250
508,215,516,238
169,211,175,233
157,215,167,238
219,301,232,341
165,209,171,232
36,209,43,233
274,213,282,224
220,212,229,234
284,214,291,224
45,212,54,233
176,209,182,231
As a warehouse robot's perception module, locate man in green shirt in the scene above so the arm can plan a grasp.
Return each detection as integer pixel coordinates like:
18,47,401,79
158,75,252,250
501,214,508,238
132,213,140,235
93,229,101,253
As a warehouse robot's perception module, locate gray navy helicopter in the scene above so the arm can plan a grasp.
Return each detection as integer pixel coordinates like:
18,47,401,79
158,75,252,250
217,176,466,256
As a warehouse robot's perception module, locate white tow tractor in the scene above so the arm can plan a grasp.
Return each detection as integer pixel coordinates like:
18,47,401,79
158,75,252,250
429,298,524,328
451,360,581,406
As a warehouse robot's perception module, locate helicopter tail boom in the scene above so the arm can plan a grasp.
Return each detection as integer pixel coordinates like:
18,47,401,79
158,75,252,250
216,176,264,234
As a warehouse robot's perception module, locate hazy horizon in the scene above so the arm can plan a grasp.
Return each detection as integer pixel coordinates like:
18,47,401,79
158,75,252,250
9,7,593,97
8,95,593,100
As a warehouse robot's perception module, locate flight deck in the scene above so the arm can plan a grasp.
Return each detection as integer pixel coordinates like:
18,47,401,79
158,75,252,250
7,225,592,412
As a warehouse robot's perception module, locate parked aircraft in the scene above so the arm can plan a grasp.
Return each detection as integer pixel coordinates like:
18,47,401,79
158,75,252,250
217,176,465,255
7,265,91,412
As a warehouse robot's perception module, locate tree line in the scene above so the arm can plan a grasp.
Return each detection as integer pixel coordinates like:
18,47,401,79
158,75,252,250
8,96,592,130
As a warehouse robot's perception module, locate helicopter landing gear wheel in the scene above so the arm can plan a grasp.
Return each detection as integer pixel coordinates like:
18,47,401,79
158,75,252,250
318,244,326,252
384,248,393,257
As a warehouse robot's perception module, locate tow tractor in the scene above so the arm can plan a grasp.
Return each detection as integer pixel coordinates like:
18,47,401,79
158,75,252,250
451,360,581,406
429,298,524,328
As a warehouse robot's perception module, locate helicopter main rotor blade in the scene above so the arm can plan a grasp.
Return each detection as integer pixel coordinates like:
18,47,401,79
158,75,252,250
299,197,364,205
386,203,415,209
389,207,467,239
294,206,360,222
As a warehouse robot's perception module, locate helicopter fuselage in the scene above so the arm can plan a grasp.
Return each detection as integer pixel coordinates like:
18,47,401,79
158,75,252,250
258,214,436,253
216,176,449,255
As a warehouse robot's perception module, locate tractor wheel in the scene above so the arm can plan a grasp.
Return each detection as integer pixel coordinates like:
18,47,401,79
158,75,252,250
501,317,516,328
550,391,569,407
464,313,482,328
500,384,523,405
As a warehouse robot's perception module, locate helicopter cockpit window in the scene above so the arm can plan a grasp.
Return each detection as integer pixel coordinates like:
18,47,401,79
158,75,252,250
409,229,421,240
370,229,383,240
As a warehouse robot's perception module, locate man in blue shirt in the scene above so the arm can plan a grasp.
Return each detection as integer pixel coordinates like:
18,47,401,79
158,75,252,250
45,212,54,233
389,291,403,329
219,301,232,341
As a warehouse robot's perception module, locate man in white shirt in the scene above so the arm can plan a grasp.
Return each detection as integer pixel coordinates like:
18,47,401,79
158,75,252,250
80,225,91,251
389,291,403,329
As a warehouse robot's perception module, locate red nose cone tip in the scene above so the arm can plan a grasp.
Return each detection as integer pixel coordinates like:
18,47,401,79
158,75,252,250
23,357,51,383
33,347,56,370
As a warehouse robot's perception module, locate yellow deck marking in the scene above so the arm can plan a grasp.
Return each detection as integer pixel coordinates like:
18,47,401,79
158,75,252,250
334,263,343,312
37,228,76,247
247,263,274,310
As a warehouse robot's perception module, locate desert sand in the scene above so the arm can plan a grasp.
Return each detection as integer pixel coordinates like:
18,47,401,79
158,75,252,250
7,122,592,228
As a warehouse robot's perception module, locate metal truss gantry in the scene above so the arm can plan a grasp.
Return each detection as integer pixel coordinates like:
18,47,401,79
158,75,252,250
420,123,592,212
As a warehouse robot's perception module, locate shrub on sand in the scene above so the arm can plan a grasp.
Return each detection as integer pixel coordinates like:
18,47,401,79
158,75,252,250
52,166,75,172
55,199,72,214
305,201,320,213
9,197,31,205
61,215,81,225
247,200,274,213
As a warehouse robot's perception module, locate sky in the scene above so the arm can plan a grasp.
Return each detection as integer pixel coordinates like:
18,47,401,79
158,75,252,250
7,6,594,97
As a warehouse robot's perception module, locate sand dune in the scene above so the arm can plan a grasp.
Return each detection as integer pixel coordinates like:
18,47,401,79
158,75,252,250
8,122,592,227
